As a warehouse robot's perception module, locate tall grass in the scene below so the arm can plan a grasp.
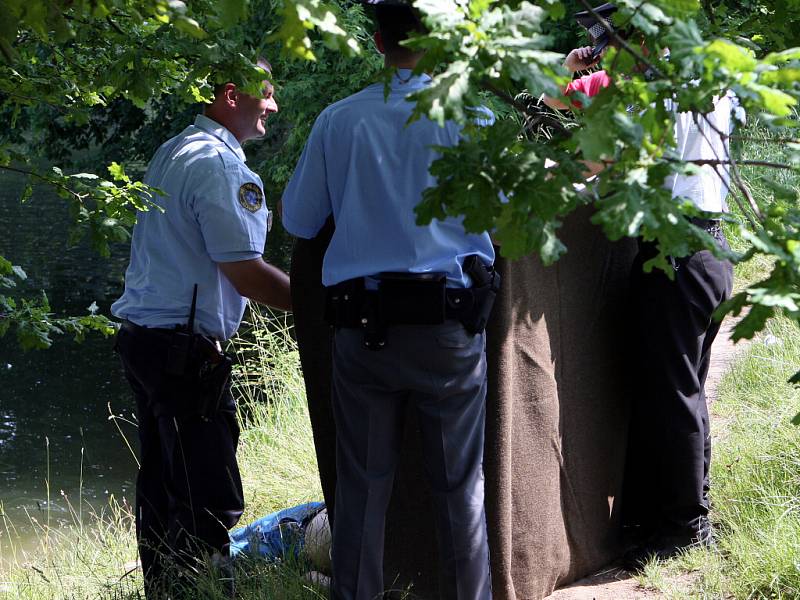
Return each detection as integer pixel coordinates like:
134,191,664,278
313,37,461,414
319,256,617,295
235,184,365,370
0,497,141,599
0,307,324,599
711,318,800,599
232,310,322,522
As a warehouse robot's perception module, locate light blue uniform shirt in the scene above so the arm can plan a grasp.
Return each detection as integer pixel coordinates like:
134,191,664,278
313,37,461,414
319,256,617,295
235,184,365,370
281,70,495,288
112,115,270,340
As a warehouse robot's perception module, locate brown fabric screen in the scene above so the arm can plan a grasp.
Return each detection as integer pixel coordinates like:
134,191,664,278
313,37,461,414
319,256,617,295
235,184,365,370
483,207,637,598
291,207,637,599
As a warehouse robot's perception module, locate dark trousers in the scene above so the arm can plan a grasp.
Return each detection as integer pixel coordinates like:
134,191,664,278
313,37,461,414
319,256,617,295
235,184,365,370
331,322,492,600
625,236,733,535
291,219,337,525
115,326,244,597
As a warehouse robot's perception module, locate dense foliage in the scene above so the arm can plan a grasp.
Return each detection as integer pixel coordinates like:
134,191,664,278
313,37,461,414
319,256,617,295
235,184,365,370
0,0,378,348
1,0,799,380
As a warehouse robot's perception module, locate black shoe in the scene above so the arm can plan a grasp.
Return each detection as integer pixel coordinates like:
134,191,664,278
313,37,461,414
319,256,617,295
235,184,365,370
621,521,658,550
623,518,713,572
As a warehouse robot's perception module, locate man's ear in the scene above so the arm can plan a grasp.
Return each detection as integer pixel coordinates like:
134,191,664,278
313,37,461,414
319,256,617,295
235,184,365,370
374,31,385,55
222,83,238,107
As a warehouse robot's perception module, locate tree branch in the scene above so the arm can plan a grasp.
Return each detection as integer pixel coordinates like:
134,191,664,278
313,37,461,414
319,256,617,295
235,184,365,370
2,91,65,111
693,112,764,223
669,158,798,170
0,165,83,201
607,0,648,73
575,0,664,79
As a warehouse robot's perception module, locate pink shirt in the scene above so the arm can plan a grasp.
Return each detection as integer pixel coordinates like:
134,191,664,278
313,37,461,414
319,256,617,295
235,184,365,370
564,70,612,105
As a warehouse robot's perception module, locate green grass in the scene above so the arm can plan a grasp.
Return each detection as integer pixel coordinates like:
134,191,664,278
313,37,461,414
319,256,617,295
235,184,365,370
0,307,324,599
0,497,142,598
232,309,322,523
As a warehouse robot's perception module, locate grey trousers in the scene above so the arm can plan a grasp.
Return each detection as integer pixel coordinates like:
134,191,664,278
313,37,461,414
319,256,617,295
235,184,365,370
331,321,492,600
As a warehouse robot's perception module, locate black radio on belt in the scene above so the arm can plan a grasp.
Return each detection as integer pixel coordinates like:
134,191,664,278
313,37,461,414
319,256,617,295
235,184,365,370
165,285,199,377
164,284,233,420
452,254,500,334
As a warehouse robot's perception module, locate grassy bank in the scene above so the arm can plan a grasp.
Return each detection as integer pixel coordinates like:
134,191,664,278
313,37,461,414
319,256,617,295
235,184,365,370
5,307,798,600
0,308,323,599
637,315,800,599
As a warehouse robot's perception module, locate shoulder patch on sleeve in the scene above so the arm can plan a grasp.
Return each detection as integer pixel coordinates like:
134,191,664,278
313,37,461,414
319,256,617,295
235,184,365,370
238,182,264,213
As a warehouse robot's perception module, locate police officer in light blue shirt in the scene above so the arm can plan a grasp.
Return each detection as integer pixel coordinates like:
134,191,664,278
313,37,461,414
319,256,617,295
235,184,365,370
282,5,495,599
112,113,273,339
112,60,291,597
281,70,494,289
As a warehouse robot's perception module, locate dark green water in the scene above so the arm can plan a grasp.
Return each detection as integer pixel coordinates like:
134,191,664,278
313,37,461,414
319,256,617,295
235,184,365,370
0,168,291,546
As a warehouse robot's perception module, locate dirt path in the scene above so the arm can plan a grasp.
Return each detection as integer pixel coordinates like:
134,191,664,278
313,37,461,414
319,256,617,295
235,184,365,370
543,317,750,600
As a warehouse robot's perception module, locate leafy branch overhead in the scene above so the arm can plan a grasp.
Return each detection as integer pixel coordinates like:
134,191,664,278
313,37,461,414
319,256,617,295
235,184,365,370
1,0,800,391
0,0,369,349
405,0,800,350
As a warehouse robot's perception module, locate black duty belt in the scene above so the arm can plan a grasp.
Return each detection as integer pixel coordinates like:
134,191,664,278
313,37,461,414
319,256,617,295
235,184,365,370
120,320,220,344
120,319,224,374
120,319,178,339
324,255,501,350
118,320,231,420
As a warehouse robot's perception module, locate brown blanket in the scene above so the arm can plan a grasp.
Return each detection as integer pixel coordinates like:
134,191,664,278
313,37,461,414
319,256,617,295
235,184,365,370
292,207,637,599
484,207,637,598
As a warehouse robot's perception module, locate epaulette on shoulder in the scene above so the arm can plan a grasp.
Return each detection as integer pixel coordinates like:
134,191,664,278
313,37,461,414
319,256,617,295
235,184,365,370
210,141,241,170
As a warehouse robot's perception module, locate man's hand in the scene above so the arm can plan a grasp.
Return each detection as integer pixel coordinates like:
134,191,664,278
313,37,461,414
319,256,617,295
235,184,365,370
218,258,292,312
564,46,599,73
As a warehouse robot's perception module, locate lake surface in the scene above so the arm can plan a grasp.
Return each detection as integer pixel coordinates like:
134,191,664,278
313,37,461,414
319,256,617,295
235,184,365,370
0,168,291,553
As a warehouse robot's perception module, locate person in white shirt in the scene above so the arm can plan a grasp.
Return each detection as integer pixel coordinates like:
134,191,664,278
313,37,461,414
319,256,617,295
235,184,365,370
550,4,738,570
625,84,735,570
664,92,737,213
623,91,737,571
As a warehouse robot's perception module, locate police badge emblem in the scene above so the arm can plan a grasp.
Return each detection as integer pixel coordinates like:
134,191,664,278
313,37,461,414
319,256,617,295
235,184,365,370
238,182,264,213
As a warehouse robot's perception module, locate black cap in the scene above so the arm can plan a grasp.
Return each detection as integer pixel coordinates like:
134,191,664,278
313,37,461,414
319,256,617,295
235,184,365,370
574,3,618,60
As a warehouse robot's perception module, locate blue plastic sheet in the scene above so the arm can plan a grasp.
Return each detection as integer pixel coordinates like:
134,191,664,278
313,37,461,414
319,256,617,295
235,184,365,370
229,502,325,560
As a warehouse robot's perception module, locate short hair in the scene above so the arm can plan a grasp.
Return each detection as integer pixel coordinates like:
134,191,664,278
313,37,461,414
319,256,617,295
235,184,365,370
213,58,272,97
375,5,427,57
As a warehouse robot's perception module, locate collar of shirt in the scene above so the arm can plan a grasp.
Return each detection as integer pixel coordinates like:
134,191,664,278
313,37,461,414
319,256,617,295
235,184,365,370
392,69,432,90
193,114,247,163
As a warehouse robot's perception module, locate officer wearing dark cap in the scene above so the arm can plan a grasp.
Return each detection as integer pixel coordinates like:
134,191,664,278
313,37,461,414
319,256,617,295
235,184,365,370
281,3,496,599
112,61,291,596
